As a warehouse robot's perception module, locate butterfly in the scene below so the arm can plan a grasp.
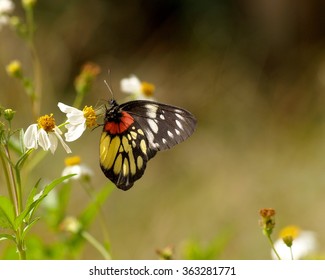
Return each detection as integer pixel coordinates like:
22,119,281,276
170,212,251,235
99,99,196,190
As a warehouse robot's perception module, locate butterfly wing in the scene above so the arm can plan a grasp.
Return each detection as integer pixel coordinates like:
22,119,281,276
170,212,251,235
100,120,151,190
121,100,197,155
100,100,196,190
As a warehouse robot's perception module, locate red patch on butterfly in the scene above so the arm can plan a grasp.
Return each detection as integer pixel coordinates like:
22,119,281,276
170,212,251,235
104,111,134,134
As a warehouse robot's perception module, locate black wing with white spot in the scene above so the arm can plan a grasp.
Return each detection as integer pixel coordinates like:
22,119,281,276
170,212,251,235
120,100,197,157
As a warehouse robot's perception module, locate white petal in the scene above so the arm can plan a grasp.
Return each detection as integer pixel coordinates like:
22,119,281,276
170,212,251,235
62,165,76,178
48,132,58,154
58,102,85,126
65,123,86,142
58,102,81,114
120,75,141,94
66,113,85,125
62,164,93,181
271,231,317,260
38,129,51,151
23,124,38,149
62,165,81,180
53,127,72,153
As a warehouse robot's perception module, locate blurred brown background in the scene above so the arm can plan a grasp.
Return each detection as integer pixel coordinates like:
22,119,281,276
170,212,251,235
1,0,325,259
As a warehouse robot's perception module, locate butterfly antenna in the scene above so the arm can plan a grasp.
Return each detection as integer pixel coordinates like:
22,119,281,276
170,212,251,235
104,79,114,101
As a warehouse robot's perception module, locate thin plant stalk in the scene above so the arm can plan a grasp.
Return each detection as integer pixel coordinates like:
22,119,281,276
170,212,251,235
81,230,111,260
266,234,281,260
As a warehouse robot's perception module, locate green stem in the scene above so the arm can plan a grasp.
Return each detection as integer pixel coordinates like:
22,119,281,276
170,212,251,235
3,145,20,216
1,145,26,259
30,44,42,119
81,182,111,251
25,4,42,119
289,246,294,260
266,234,281,260
16,230,27,260
72,91,85,109
81,231,111,260
0,149,15,204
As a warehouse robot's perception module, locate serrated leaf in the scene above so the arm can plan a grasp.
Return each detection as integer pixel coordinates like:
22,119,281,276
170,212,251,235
0,196,15,229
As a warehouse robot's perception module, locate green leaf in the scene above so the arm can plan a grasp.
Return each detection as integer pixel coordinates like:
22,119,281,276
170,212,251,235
22,217,40,239
79,183,114,228
14,179,41,228
8,132,24,156
0,233,16,243
14,149,33,188
15,148,33,171
183,229,232,260
0,196,15,229
14,175,74,229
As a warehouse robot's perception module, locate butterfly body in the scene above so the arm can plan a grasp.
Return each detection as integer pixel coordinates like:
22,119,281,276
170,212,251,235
100,99,196,190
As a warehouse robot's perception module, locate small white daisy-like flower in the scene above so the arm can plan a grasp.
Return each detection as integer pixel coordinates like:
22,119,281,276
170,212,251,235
0,0,14,30
271,225,317,260
120,74,155,100
0,0,14,14
62,156,93,181
58,102,97,142
23,114,71,154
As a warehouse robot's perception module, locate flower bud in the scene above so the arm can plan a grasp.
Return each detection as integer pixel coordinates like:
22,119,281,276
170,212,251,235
259,208,276,236
59,216,82,234
4,108,16,121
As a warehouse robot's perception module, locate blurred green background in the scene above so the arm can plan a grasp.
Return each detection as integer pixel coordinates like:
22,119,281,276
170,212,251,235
1,0,325,259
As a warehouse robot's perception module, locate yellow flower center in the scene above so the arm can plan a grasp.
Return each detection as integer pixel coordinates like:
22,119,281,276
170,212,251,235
37,114,56,132
141,82,155,97
64,156,81,166
83,106,97,128
279,225,300,240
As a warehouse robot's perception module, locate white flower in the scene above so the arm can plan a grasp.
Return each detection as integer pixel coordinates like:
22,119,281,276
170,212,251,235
62,156,93,181
23,114,71,154
271,226,317,260
0,0,14,14
0,0,14,30
120,74,155,100
58,102,97,142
